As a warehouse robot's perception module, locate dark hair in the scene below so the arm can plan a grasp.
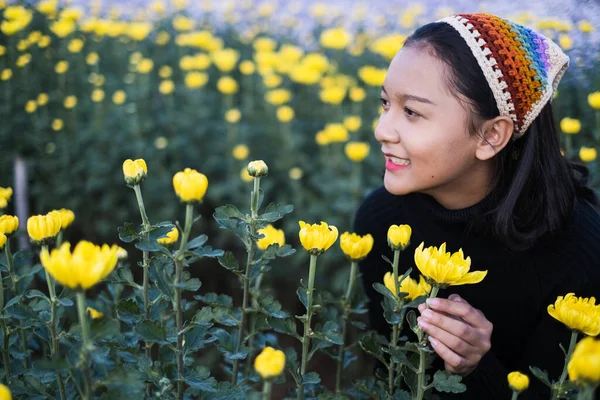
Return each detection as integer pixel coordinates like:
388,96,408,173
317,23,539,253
404,22,599,251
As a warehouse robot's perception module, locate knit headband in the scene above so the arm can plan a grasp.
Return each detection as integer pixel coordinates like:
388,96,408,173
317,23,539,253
437,13,569,137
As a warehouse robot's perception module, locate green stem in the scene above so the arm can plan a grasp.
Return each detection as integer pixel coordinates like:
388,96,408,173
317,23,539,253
388,324,399,395
392,250,401,304
511,391,519,400
262,380,273,400
594,110,600,142
335,261,358,393
133,183,153,398
76,291,91,400
298,254,318,400
232,177,260,385
416,286,440,400
576,385,596,400
565,134,573,158
0,262,9,384
552,330,579,400
4,240,28,369
175,204,193,399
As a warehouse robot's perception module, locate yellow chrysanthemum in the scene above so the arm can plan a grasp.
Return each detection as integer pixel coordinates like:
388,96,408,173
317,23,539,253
40,241,119,290
548,293,600,336
384,272,431,301
256,224,285,251
298,221,338,255
414,242,487,287
0,215,19,235
254,346,285,379
172,168,209,203
55,208,75,229
568,337,600,383
157,226,179,246
340,232,373,261
387,224,412,250
507,371,529,393
122,159,148,185
27,211,62,243
344,142,370,162
560,117,581,134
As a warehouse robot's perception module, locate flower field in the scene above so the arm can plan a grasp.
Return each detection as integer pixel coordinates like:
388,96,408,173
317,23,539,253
0,0,600,399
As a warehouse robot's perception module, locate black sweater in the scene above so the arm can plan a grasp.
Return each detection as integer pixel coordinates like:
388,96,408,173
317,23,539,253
354,186,600,399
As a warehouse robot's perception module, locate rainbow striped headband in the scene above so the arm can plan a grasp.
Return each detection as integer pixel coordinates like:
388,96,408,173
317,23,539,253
438,13,569,137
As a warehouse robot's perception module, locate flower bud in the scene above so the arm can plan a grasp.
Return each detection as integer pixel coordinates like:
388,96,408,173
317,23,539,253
87,307,104,319
387,224,412,250
27,211,62,245
247,160,268,177
254,346,285,379
0,233,6,251
340,232,373,261
507,371,529,392
257,224,285,251
0,383,12,400
173,168,209,203
568,337,600,384
122,159,148,186
0,215,19,236
55,208,75,229
116,246,128,260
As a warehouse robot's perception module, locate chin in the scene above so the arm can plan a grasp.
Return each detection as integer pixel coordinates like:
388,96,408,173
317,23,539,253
383,173,414,196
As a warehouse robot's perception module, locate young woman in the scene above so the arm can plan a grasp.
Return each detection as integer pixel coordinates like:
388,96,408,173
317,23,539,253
354,13,600,399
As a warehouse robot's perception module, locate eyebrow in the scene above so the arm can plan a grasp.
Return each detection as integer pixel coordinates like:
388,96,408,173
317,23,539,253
382,86,437,106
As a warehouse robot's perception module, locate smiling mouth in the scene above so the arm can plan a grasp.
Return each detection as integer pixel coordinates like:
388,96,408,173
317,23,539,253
387,156,411,166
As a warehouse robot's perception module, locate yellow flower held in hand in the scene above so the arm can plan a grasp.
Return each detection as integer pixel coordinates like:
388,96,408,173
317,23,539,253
383,272,431,301
507,371,529,392
27,211,62,244
87,307,104,319
340,232,373,261
173,168,209,203
157,226,179,246
0,215,19,235
254,346,285,379
414,242,487,287
299,221,339,256
568,337,600,383
122,159,148,186
548,293,600,336
387,224,412,250
40,241,119,290
247,160,268,177
257,224,285,251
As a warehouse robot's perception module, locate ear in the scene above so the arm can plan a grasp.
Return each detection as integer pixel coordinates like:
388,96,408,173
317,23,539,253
475,116,514,161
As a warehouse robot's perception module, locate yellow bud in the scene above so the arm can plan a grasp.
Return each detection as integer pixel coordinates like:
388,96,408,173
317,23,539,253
0,382,11,400
55,60,69,74
298,221,339,255
276,106,294,123
116,246,128,260
568,337,600,384
1,69,12,81
247,160,268,177
157,226,179,246
239,60,255,75
91,88,105,102
217,76,238,95
589,92,600,110
345,141,370,162
159,80,175,95
86,52,99,65
225,108,241,124
580,147,597,163
64,95,77,109
343,115,362,132
232,144,249,160
52,119,64,131
507,371,529,393
87,307,104,319
185,72,208,89
172,168,209,203
340,232,373,261
560,117,581,134
55,208,75,229
0,215,19,235
159,65,172,79
137,58,154,74
254,346,285,379
27,211,62,244
25,100,37,113
67,38,84,53
0,233,6,251
122,159,148,186
37,93,49,106
112,90,126,105
289,167,303,180
387,224,412,250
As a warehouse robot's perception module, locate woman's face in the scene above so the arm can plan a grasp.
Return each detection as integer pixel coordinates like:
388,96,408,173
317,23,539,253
375,45,492,209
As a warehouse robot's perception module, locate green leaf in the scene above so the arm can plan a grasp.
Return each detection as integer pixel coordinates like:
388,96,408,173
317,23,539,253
264,202,294,216
192,307,214,326
373,282,396,302
149,255,174,301
359,331,388,364
257,295,288,319
407,310,419,334
91,317,121,340
118,222,138,243
217,252,242,273
214,204,246,222
201,381,246,400
529,366,553,387
297,287,308,310
382,297,402,325
285,347,300,382
194,292,233,308
136,224,173,252
186,234,208,250
184,366,217,392
174,278,202,292
302,372,321,385
213,307,238,326
313,321,343,345
190,246,223,259
211,328,248,360
268,317,297,337
117,299,142,324
388,346,417,371
4,294,23,310
24,290,48,300
135,320,167,344
185,325,215,352
57,297,73,307
432,370,466,393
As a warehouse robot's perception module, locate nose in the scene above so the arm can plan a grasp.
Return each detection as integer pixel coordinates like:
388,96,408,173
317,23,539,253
373,113,400,144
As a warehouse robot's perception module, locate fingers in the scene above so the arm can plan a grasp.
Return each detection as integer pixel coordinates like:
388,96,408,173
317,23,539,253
418,309,479,348
426,297,489,329
427,336,466,375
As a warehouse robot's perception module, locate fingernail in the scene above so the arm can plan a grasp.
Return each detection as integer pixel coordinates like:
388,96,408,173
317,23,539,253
426,298,440,307
418,320,427,329
422,309,433,319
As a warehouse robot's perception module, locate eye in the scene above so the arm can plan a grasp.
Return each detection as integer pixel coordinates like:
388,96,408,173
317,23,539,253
379,97,389,108
404,107,420,119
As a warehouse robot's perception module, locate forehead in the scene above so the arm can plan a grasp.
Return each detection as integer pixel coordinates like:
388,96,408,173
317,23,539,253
384,45,449,98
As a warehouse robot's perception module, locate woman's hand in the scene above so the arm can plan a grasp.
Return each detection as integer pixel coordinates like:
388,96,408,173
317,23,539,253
417,294,493,376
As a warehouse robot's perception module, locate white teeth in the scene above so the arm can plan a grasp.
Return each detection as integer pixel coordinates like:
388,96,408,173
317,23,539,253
389,156,410,165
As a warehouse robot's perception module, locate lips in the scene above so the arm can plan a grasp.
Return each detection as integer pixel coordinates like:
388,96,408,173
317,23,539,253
383,152,410,166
